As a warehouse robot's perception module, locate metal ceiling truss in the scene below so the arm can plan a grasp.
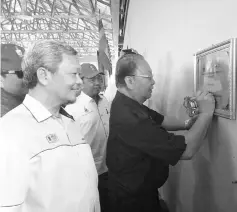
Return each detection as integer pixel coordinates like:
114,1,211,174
1,0,114,57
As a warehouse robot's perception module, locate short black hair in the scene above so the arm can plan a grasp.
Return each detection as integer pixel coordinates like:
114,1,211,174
115,50,144,87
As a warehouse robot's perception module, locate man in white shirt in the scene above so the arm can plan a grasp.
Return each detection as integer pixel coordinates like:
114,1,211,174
0,40,100,212
66,63,110,212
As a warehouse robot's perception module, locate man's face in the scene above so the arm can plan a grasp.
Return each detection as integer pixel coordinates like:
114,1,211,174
48,54,83,105
82,74,103,98
2,72,28,96
132,59,155,103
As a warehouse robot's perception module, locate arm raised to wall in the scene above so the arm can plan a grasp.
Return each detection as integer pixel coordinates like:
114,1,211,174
180,91,215,160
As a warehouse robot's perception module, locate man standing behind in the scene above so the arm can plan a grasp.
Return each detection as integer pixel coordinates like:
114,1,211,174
1,44,28,117
66,63,110,212
0,40,100,212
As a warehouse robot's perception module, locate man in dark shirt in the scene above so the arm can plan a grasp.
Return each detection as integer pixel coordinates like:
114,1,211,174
106,50,215,212
1,44,28,117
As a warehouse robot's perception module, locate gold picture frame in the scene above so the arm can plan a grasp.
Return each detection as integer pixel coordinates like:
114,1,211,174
194,38,237,119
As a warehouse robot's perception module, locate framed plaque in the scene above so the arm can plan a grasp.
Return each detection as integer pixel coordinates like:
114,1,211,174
194,38,237,119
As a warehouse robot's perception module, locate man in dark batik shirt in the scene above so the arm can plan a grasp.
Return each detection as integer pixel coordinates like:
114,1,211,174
106,49,215,212
1,44,28,117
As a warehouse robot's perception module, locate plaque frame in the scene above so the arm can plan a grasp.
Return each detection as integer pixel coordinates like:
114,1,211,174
194,38,237,119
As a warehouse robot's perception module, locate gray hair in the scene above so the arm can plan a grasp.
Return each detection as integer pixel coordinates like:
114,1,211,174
115,53,144,88
22,40,78,89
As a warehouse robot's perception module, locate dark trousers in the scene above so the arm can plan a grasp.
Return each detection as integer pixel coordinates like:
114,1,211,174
108,178,163,212
98,172,109,212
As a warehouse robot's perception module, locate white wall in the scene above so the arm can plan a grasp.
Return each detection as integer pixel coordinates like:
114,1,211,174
124,0,237,211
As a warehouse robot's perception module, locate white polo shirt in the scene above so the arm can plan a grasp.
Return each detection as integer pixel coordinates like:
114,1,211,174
66,92,110,175
0,94,100,212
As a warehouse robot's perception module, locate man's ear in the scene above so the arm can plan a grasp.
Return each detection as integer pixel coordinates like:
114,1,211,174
36,67,52,86
124,76,134,89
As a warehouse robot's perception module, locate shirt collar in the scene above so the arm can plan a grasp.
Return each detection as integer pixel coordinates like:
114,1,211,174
115,91,147,112
23,94,74,122
59,107,75,121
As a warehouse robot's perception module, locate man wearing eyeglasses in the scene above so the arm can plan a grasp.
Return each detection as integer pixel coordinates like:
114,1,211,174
1,43,28,117
66,63,110,212
106,50,215,212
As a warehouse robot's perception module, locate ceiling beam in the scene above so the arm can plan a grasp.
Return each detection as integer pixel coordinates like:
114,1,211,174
89,0,96,14
0,13,111,20
1,28,113,33
0,0,116,56
97,0,110,7
71,0,99,41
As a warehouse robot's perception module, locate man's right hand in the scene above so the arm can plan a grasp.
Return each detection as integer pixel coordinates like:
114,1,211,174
195,91,215,115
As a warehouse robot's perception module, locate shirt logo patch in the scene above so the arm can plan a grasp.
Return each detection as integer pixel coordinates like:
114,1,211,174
46,134,58,143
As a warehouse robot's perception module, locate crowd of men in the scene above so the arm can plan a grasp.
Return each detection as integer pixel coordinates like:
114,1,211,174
0,40,215,212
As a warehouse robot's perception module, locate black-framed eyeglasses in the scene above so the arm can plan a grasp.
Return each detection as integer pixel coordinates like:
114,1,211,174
2,70,24,79
128,74,154,81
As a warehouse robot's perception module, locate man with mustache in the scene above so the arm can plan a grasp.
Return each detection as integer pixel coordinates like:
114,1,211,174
106,49,215,212
66,63,110,212
0,40,100,212
1,43,28,117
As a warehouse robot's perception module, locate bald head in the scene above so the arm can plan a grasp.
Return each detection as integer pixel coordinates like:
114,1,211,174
115,53,144,88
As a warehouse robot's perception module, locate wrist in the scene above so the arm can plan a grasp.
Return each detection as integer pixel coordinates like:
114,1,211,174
184,119,190,130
